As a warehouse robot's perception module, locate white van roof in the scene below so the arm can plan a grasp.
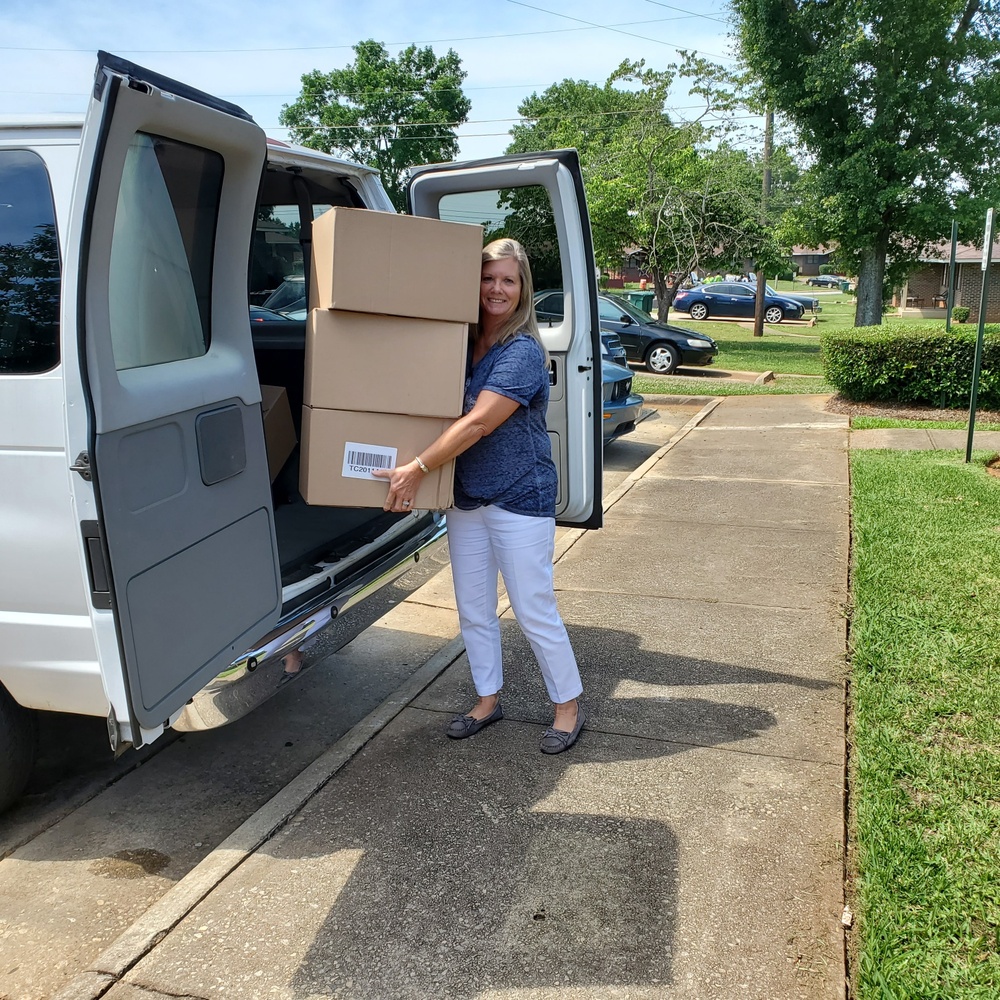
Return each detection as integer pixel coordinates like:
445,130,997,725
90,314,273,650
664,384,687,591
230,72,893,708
0,113,85,129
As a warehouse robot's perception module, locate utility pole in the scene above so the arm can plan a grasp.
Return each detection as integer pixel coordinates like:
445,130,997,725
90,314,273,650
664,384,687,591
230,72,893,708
753,108,774,338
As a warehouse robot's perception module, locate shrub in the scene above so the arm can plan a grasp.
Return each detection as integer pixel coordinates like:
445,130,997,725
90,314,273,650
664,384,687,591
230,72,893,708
819,263,838,275
821,324,1000,408
952,305,971,323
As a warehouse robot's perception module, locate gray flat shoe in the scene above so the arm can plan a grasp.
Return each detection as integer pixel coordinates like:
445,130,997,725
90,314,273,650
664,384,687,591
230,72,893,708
446,700,503,739
539,704,585,754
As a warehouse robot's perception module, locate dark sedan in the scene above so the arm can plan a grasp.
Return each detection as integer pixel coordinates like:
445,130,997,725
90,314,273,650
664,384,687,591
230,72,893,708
671,282,805,324
806,274,844,288
534,290,718,375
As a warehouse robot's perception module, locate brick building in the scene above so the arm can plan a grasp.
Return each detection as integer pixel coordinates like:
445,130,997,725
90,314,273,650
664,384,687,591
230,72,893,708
899,241,1000,322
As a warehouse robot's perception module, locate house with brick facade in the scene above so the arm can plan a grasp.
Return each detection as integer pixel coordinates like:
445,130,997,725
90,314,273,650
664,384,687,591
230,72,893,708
897,241,1000,322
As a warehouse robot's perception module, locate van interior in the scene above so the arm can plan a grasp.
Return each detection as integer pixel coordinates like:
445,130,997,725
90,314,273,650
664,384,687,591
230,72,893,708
248,164,427,613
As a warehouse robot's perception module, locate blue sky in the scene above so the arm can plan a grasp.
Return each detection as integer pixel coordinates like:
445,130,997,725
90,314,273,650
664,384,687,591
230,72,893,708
1,0,741,160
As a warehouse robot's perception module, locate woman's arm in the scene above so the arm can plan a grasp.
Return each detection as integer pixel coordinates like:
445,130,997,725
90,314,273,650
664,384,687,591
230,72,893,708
373,389,520,511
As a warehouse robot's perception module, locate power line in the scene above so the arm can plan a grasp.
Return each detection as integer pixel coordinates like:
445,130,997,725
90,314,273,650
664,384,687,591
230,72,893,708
274,104,764,131
641,0,731,25
503,0,737,61
0,14,720,55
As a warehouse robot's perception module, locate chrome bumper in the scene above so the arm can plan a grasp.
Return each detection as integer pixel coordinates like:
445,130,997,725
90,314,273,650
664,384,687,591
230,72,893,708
173,520,447,732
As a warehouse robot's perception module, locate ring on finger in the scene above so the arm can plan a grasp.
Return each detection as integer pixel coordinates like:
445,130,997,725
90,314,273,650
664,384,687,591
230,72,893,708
402,499,411,507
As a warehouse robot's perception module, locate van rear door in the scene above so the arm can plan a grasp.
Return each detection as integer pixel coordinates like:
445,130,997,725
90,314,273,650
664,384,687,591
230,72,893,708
407,151,602,529
61,53,281,746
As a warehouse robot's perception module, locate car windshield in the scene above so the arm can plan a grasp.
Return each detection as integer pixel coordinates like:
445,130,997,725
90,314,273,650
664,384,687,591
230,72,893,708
262,277,306,314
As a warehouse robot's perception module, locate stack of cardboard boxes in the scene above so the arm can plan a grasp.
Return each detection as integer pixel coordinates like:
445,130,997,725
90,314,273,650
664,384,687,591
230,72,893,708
299,207,483,509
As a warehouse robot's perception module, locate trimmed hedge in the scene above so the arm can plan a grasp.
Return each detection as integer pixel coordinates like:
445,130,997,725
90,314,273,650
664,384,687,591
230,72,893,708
821,323,1000,408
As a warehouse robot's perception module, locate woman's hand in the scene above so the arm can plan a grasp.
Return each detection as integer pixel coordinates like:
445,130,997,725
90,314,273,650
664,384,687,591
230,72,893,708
369,391,517,513
372,460,426,512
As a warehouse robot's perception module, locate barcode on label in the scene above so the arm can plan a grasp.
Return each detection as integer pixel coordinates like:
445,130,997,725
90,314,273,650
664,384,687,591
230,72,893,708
347,449,392,468
342,441,398,481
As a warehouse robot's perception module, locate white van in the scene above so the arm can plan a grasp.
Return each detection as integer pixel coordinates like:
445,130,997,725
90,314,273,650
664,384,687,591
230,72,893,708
0,52,602,810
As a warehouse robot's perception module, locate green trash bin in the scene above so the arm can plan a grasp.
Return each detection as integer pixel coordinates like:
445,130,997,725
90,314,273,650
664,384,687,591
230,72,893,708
626,290,655,313
839,280,851,293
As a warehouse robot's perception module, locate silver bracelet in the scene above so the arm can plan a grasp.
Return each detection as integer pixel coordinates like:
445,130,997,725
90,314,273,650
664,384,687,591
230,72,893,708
414,454,430,474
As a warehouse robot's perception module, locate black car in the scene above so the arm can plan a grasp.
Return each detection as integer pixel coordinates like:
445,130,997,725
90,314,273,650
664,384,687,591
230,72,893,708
601,330,628,366
805,274,844,288
534,290,718,375
759,283,820,313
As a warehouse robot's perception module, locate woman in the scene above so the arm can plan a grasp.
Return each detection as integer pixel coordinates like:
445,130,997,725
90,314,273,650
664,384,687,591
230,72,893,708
374,238,584,754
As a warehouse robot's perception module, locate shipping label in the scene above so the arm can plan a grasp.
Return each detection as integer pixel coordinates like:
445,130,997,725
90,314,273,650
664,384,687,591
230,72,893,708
342,441,398,480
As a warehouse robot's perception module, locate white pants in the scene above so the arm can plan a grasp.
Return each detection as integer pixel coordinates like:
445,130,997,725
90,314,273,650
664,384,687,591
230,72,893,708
446,505,583,704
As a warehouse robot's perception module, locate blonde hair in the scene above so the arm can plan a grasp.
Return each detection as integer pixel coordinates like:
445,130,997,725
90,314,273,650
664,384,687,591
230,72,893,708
477,238,549,365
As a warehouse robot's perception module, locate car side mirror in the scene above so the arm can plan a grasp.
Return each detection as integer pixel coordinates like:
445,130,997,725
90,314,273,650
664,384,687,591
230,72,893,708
619,314,632,326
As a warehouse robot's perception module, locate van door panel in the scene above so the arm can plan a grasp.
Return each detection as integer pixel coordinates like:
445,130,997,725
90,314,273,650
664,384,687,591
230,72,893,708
65,53,281,737
407,151,602,529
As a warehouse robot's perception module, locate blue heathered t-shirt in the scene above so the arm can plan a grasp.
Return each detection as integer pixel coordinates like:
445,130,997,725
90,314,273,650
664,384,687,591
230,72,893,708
453,334,558,517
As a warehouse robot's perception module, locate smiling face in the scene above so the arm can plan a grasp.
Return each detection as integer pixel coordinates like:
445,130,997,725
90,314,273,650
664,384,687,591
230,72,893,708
480,256,522,328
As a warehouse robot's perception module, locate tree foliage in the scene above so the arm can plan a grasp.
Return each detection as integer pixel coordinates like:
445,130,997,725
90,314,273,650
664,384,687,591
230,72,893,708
0,224,59,372
279,40,471,212
732,0,1000,325
505,59,790,320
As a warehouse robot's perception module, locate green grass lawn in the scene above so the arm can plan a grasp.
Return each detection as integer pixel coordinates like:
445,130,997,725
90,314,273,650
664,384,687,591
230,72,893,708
853,417,1000,432
632,372,833,396
614,281,952,384
849,449,1000,998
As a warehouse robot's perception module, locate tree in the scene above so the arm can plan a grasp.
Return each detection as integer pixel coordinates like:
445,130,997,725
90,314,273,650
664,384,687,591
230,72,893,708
280,40,471,212
505,61,788,321
731,0,1000,326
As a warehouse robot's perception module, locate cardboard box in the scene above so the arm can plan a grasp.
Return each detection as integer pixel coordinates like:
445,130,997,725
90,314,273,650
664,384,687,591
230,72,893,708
260,385,296,482
304,309,468,417
310,207,483,323
300,407,454,509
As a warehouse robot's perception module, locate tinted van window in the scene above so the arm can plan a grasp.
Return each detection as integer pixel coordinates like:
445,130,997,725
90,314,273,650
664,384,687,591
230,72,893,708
0,149,60,373
109,133,223,371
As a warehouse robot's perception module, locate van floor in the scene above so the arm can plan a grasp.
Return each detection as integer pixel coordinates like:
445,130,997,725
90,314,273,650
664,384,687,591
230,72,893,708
273,499,406,582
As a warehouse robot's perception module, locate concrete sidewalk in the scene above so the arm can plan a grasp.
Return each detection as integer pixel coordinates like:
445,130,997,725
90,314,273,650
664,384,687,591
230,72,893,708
851,426,1000,451
78,395,851,1000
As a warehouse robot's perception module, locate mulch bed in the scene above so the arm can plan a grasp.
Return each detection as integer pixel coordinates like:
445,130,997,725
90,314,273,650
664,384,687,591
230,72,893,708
824,395,1000,424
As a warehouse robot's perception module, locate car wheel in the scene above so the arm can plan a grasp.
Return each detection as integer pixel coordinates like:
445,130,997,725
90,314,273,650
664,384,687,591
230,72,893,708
0,685,37,813
645,342,681,375
764,305,784,324
689,302,709,321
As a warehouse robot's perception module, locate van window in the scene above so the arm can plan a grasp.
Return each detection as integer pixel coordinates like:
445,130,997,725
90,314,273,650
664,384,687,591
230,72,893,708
250,202,332,314
108,133,223,371
437,186,561,294
0,149,60,374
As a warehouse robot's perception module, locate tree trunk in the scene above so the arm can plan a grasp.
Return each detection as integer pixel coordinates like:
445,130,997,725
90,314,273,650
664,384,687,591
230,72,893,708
854,235,890,327
752,269,766,337
653,267,669,322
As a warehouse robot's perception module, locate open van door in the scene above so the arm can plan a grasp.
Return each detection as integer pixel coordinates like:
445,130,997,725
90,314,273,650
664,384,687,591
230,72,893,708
407,151,602,529
61,53,282,747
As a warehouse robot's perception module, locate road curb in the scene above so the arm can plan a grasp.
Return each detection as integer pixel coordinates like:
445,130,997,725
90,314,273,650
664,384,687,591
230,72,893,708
54,396,723,1000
